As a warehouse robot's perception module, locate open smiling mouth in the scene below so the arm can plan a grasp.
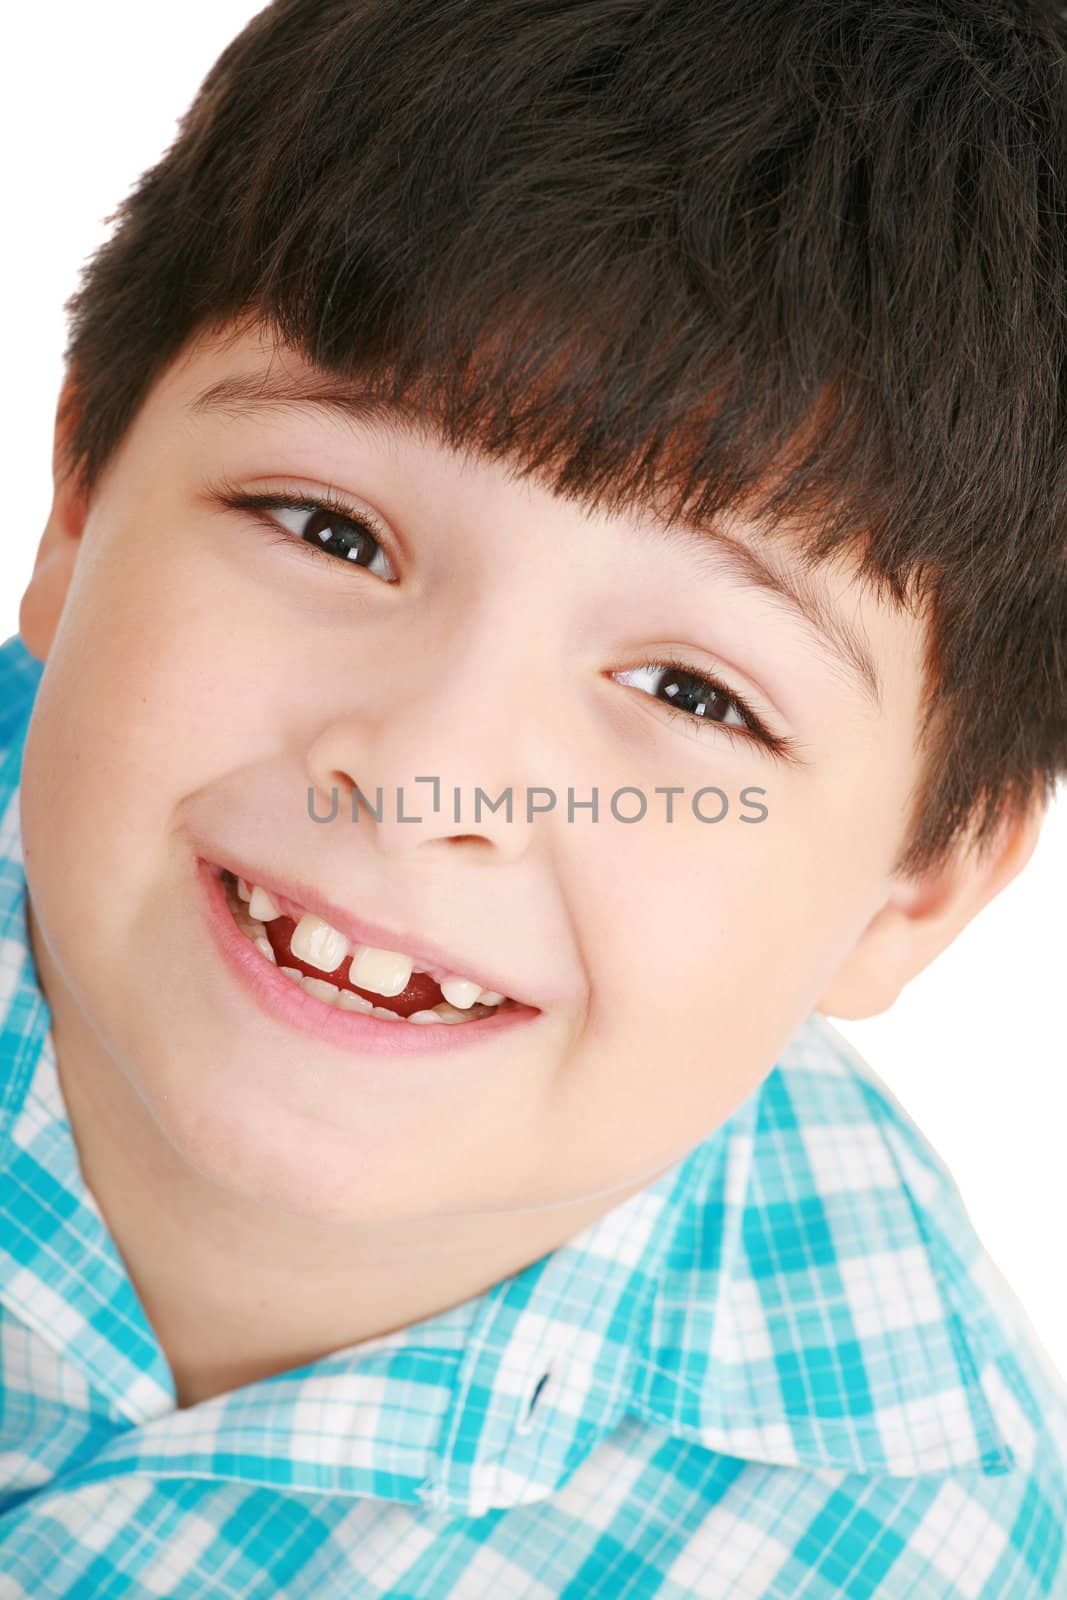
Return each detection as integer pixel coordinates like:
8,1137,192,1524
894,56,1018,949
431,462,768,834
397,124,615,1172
220,869,519,1027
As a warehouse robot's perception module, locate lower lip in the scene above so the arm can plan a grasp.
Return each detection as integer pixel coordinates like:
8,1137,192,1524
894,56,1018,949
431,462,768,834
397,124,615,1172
194,857,542,1056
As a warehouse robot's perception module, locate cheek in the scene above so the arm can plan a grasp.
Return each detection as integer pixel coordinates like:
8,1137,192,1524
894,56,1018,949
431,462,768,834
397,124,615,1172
63,548,271,790
578,808,867,1055
16,567,241,940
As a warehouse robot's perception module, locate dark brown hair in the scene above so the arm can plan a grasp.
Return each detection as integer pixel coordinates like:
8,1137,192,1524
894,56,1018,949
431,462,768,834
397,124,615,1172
58,0,1067,877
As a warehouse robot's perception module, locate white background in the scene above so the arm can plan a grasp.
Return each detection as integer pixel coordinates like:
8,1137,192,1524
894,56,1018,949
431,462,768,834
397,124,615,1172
3,4,1065,1383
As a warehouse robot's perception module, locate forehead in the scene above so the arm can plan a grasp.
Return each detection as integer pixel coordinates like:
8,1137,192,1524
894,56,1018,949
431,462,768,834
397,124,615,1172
163,321,928,724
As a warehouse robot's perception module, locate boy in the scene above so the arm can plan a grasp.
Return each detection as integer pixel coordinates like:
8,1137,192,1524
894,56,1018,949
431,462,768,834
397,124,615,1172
1,0,1065,1593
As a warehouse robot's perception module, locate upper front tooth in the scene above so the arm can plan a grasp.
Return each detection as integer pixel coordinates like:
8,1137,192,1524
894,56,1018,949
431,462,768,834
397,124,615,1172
439,975,483,1010
349,945,413,997
291,912,350,972
237,877,253,902
249,884,282,921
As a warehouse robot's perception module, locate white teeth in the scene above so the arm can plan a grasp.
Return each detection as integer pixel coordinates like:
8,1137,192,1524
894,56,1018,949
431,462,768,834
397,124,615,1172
301,976,341,1005
291,913,349,973
349,945,414,998
254,938,495,1024
432,1002,479,1024
226,873,517,1018
440,975,483,1010
249,885,281,922
336,989,373,1013
227,870,515,1004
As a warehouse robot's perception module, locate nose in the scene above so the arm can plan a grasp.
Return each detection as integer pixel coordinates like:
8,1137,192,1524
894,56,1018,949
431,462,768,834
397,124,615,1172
305,633,550,863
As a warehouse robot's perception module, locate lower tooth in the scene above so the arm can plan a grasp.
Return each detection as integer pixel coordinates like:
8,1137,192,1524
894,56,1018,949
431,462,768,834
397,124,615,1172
432,1002,479,1024
337,989,373,1013
254,935,276,964
302,977,340,1005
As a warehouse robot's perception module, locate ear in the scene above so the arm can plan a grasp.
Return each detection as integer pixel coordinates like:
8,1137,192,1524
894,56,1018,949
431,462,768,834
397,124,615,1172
816,791,1047,1020
19,371,91,663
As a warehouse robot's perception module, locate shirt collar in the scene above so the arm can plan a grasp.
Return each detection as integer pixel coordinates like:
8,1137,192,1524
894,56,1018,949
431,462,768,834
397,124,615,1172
0,633,1017,1515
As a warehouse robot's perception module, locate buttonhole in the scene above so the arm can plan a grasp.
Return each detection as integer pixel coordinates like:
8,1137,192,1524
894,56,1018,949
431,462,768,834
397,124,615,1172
517,1368,551,1435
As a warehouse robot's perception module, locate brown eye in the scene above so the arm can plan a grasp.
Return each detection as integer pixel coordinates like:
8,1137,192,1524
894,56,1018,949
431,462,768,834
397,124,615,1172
614,661,752,731
610,657,794,757
272,503,397,580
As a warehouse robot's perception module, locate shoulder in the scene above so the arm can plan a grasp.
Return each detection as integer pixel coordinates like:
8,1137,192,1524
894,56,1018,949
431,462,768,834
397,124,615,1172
637,1008,1067,1477
629,1013,1067,1593
768,1016,1067,1594
802,1015,1067,1455
785,1015,1067,1463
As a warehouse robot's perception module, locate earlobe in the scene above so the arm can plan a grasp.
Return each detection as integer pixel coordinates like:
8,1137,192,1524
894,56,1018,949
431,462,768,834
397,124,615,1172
18,373,89,664
19,516,83,663
816,794,1046,1021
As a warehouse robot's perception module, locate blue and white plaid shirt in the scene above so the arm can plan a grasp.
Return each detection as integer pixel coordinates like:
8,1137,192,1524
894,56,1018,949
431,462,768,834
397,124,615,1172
0,630,1064,1599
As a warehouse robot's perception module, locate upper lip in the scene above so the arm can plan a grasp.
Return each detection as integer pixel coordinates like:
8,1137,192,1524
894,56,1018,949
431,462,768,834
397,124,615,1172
205,853,539,1009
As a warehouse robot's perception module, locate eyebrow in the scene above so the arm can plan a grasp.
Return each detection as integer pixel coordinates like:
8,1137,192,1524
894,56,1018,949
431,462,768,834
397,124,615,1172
642,519,883,714
188,370,883,712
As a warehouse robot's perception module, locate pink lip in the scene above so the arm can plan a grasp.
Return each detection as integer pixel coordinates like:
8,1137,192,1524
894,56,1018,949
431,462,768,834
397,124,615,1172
194,857,542,1056
200,851,533,1007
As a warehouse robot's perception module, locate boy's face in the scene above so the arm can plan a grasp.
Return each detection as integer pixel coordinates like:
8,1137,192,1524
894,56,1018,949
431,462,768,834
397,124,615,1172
19,322,932,1226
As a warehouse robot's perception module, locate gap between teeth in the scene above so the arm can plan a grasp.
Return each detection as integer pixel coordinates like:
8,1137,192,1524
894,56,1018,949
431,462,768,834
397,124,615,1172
228,874,508,1022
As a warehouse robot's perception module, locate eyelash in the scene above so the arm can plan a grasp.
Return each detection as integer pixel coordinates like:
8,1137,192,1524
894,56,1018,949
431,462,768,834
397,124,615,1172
208,482,801,761
630,657,797,758
207,480,395,574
